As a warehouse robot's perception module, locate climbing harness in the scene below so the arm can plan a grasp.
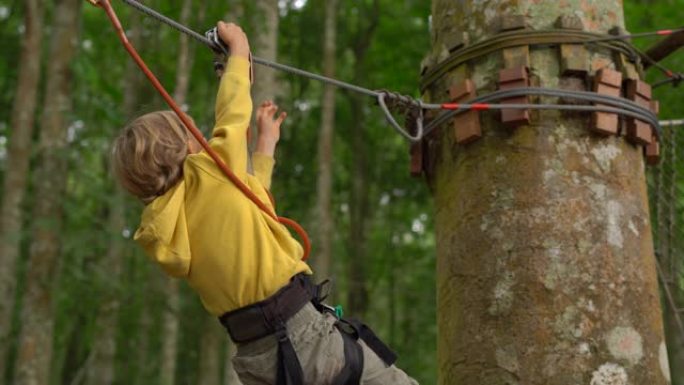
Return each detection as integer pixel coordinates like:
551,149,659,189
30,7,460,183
88,0,311,260
219,274,395,385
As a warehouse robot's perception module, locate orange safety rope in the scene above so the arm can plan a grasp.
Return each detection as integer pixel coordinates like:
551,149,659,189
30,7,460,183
92,0,311,260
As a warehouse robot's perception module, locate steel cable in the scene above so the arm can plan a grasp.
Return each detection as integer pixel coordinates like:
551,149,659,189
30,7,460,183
113,0,664,144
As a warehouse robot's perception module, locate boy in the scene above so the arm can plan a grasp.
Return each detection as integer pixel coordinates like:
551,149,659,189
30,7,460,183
112,22,418,385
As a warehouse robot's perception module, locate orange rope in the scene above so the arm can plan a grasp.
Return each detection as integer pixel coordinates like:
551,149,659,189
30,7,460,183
95,0,311,260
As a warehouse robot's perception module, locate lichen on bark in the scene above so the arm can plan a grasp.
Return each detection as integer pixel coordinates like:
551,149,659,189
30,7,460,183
429,1,670,384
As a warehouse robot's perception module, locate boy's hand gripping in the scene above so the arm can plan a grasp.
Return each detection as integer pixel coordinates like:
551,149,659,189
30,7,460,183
208,22,252,81
216,22,250,59
255,101,287,157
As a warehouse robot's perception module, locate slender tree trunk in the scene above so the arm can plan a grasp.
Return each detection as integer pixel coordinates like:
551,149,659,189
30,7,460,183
135,304,154,385
82,12,143,385
158,2,198,384
346,0,379,319
250,0,279,106
158,280,180,385
0,1,43,383
172,0,194,109
222,341,241,385
347,92,370,318
197,317,223,385
660,126,684,384
13,0,81,384
663,287,684,384
312,0,338,280
428,1,669,383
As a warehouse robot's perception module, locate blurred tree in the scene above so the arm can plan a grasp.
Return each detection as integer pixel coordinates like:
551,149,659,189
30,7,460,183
346,0,380,319
197,317,223,385
250,0,280,109
83,10,143,385
12,0,81,384
158,1,199,384
312,0,338,280
0,1,43,383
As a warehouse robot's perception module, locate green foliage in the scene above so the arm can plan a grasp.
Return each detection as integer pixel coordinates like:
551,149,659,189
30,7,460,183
1,0,682,384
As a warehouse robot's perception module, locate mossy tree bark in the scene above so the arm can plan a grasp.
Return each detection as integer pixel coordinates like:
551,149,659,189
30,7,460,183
427,1,670,384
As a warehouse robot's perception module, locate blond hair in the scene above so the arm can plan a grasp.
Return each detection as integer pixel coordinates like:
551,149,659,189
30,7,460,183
112,111,191,204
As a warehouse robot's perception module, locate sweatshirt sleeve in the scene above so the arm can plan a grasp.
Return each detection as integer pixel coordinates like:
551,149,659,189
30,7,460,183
209,56,253,179
251,152,275,190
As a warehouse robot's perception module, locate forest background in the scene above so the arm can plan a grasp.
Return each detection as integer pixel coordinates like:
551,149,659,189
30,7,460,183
0,0,682,384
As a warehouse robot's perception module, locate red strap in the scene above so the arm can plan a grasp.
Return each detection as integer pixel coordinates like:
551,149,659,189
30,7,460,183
97,0,311,261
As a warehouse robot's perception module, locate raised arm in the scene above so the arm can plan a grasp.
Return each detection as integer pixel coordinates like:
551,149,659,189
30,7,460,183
253,100,287,189
209,22,252,177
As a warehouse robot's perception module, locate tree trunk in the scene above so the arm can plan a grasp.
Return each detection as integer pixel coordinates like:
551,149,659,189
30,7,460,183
0,1,43,383
250,0,279,107
223,340,242,385
135,303,154,385
158,1,198,384
659,125,684,384
663,287,684,384
13,0,81,384
346,91,370,318
197,317,223,385
428,1,669,384
346,0,379,319
312,0,338,280
83,11,144,385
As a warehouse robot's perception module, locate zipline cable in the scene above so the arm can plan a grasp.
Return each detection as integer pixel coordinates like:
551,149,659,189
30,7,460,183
660,119,684,127
117,0,680,101
91,0,667,145
120,0,380,98
583,27,684,43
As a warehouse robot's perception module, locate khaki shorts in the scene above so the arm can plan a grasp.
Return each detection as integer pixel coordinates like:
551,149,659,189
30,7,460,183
232,303,419,385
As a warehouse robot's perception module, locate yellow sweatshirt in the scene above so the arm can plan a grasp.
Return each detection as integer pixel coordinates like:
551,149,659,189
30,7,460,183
134,56,312,315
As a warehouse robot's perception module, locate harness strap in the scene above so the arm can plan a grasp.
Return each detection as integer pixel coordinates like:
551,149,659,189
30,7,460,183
332,328,364,385
276,327,305,385
345,319,397,366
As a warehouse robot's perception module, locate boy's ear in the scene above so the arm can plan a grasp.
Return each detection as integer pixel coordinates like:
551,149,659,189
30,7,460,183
187,139,202,154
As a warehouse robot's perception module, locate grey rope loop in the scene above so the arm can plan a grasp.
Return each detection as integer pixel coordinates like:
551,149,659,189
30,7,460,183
377,92,424,143
422,87,661,138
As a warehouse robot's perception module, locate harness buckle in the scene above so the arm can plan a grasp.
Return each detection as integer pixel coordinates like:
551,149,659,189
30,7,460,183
275,327,289,344
320,303,338,317
314,279,332,302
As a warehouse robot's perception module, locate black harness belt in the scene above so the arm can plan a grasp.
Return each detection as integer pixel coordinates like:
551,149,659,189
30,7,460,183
218,274,396,385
